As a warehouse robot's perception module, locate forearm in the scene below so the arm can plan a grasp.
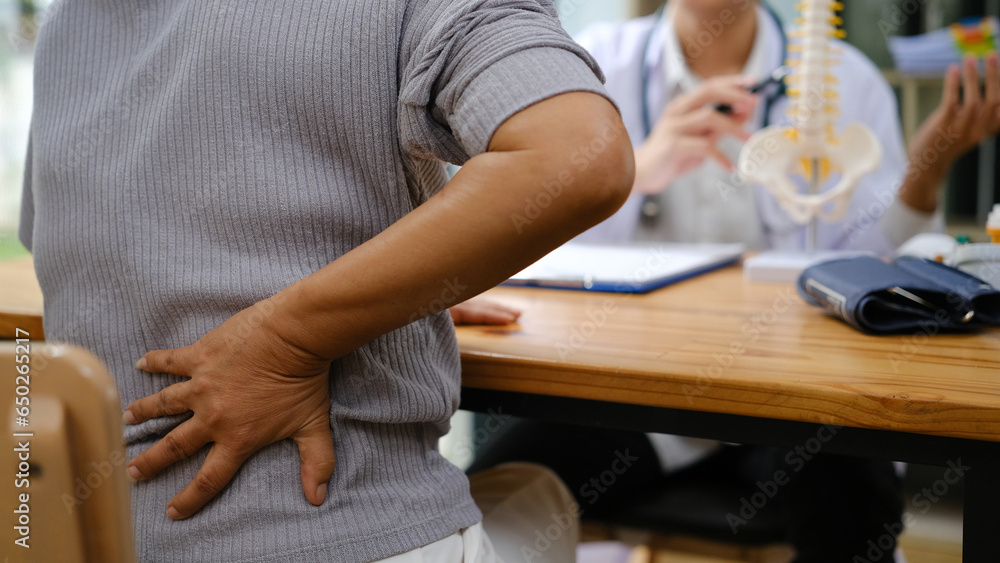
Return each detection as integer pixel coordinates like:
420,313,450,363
897,53,1000,214
898,159,948,214
270,94,634,360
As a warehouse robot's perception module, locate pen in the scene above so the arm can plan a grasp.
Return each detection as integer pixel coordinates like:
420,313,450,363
715,66,791,115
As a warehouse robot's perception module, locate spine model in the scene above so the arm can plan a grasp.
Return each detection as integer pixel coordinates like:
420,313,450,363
789,0,844,155
737,1,881,225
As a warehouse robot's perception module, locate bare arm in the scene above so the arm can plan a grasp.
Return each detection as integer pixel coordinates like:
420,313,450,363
124,91,633,520
900,54,1000,213
272,92,633,358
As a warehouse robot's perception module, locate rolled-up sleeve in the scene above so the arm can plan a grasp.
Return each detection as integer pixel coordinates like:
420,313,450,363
397,0,614,164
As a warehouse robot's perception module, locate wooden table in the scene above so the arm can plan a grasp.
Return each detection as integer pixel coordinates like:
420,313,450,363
456,267,1000,562
0,257,44,339
5,256,1000,559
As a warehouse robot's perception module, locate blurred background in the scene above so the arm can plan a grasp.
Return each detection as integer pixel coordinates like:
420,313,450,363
0,0,45,259
1,0,998,259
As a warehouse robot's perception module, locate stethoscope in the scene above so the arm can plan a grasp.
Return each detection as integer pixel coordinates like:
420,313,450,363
638,2,789,225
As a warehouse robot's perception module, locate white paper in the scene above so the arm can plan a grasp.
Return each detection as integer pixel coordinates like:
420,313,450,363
508,243,745,291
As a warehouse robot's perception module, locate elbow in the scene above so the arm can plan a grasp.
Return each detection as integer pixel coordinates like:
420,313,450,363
571,118,635,228
600,129,636,219
489,91,635,235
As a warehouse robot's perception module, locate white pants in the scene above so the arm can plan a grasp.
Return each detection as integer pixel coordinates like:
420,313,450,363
373,463,579,563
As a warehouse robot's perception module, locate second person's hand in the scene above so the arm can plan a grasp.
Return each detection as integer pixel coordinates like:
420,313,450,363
449,297,521,325
901,53,1000,212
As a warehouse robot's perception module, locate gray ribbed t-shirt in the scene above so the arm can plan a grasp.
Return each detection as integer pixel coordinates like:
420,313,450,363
19,1,608,561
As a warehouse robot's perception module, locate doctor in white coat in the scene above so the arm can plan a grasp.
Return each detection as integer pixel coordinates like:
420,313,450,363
572,0,1000,473
575,0,998,253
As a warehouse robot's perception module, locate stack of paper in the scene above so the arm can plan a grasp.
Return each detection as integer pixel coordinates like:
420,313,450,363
889,17,998,73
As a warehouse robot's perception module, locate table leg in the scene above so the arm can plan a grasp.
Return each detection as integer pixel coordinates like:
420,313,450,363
963,449,1000,562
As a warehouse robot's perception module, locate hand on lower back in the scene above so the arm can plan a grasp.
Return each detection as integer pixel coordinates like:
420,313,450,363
124,298,336,520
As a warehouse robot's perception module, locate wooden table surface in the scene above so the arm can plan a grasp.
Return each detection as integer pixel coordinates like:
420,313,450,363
4,256,999,442
458,267,1000,443
0,257,44,339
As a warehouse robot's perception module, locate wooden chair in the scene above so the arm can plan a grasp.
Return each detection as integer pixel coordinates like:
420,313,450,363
1,341,134,563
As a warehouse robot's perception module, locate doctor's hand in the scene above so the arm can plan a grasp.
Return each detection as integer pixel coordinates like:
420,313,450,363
902,53,1000,212
633,75,757,195
123,298,337,520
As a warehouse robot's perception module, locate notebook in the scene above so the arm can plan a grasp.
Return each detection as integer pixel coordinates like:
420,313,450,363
504,243,745,294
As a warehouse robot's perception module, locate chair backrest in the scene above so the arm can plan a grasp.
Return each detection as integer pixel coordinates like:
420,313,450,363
1,341,134,563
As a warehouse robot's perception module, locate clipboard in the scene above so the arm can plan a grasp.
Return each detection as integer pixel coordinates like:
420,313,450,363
504,243,745,294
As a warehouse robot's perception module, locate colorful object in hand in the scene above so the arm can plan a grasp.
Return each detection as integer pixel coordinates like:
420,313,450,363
951,17,998,57
889,18,1000,76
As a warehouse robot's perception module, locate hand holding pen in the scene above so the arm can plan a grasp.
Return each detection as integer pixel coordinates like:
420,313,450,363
632,75,759,196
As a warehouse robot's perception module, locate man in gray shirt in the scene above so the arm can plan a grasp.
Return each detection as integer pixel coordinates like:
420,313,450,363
20,0,633,560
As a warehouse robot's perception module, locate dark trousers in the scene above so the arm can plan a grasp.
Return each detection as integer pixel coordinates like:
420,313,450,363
467,418,904,563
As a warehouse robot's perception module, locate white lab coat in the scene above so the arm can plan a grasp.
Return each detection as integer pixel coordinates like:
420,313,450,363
573,5,943,472
574,4,943,255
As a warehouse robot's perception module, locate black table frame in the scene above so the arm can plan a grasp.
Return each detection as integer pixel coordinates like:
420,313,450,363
460,388,1000,562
